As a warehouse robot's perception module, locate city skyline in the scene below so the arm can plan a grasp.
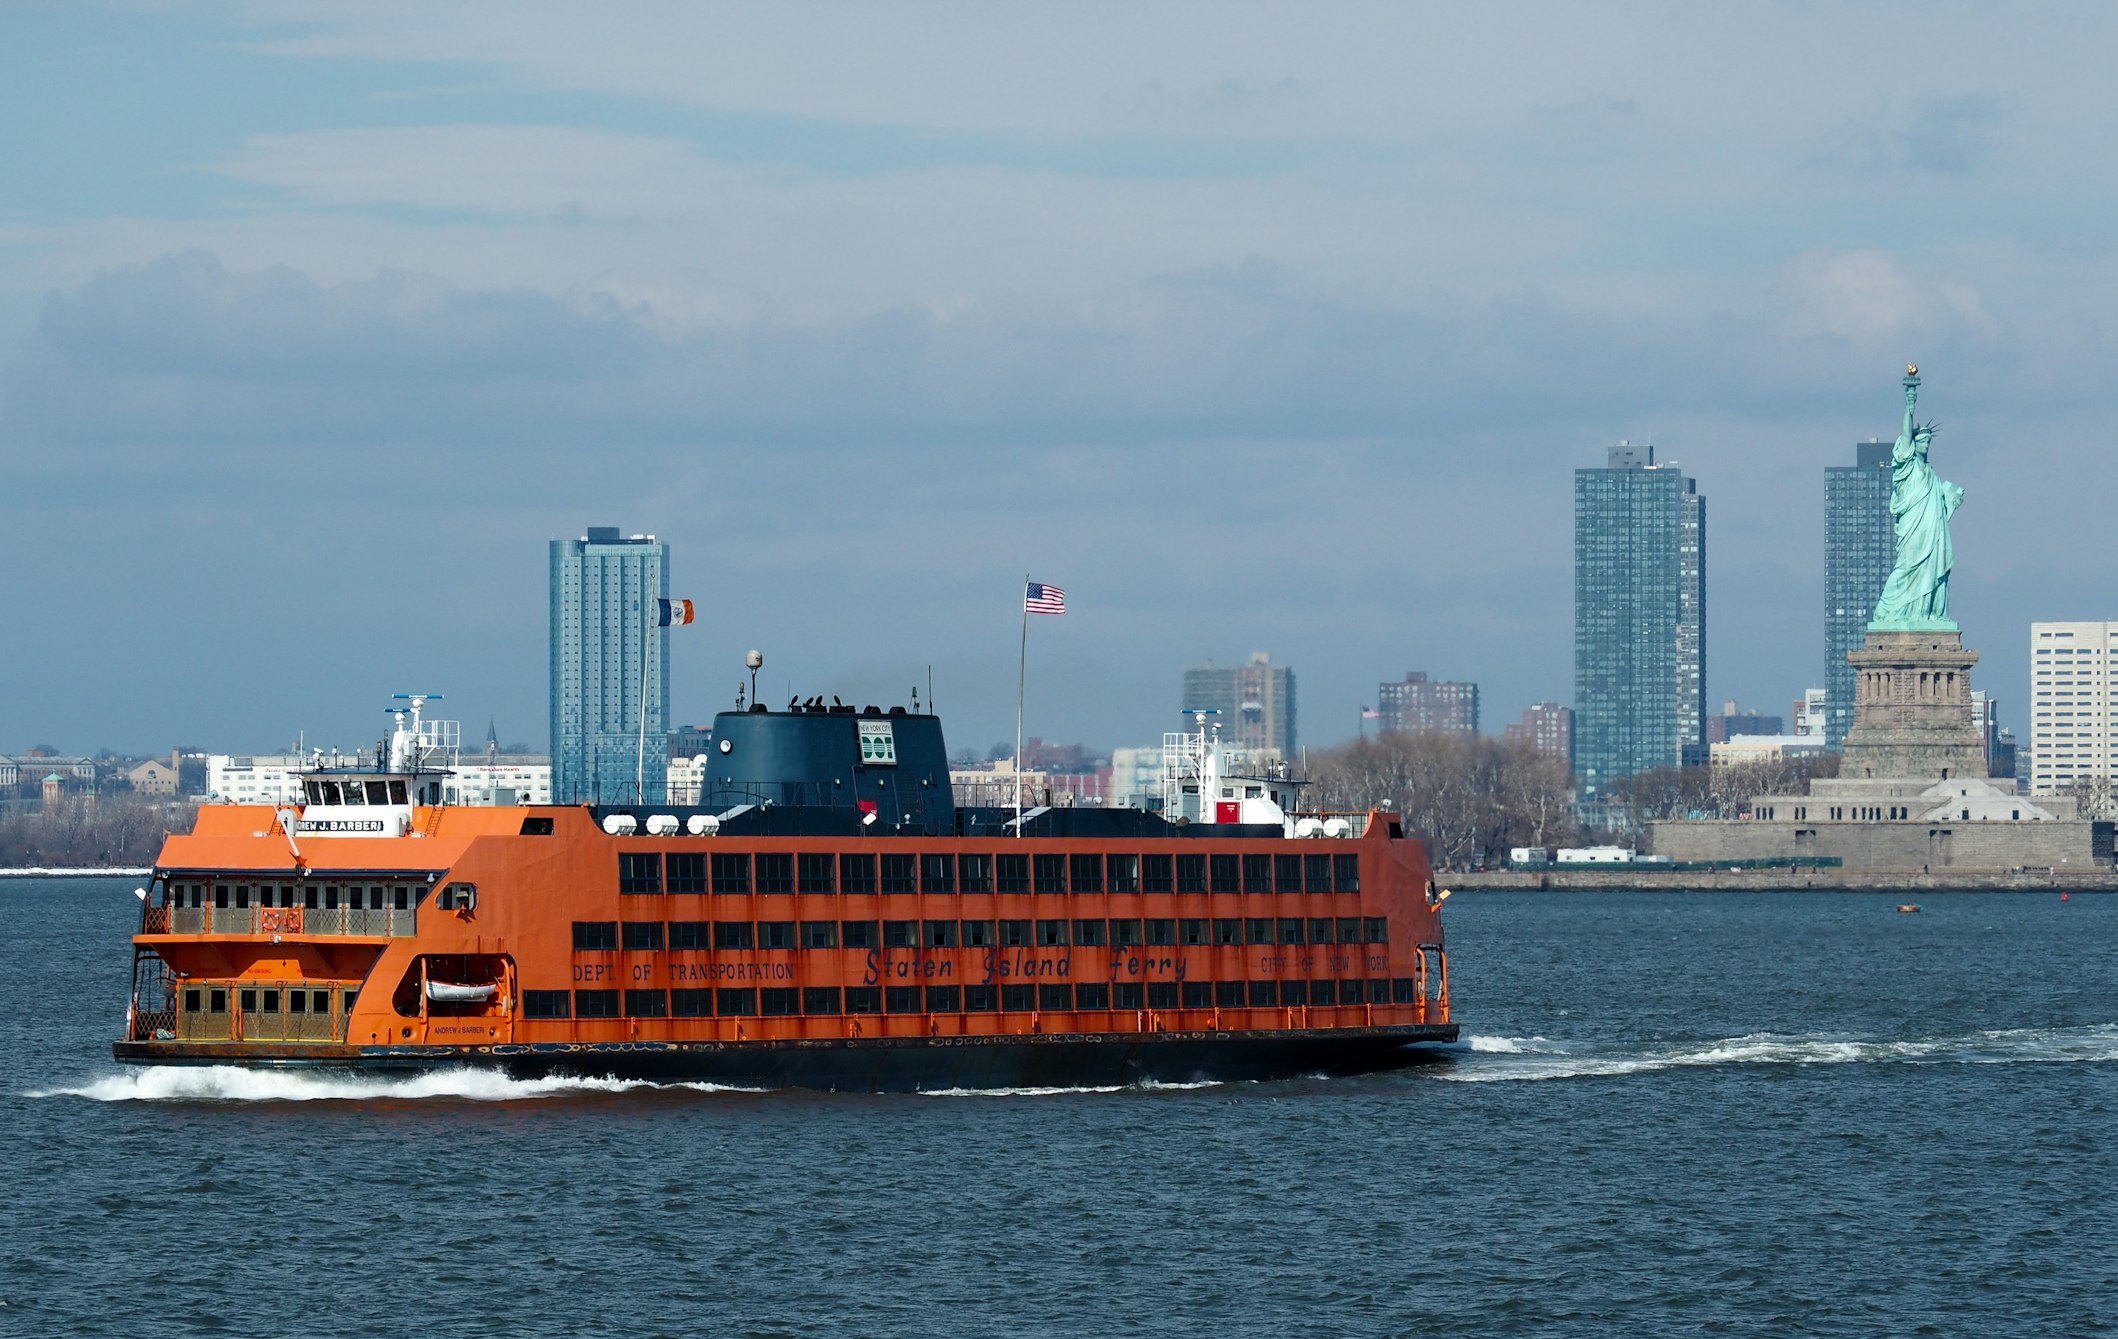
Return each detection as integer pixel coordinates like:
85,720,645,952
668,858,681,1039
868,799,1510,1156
5,6,2115,757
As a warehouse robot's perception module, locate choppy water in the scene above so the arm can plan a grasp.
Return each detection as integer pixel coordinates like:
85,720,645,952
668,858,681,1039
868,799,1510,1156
6,879,2115,1336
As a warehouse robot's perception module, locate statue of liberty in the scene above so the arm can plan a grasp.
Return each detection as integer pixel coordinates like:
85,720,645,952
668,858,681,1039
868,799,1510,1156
1870,365,1964,631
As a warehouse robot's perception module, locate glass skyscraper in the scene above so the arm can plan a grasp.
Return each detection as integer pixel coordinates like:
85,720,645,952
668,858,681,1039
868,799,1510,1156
1824,441,1894,749
1573,443,1705,802
550,527,670,805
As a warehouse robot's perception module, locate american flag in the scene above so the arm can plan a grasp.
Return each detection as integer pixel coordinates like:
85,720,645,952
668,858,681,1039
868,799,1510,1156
1024,580,1066,615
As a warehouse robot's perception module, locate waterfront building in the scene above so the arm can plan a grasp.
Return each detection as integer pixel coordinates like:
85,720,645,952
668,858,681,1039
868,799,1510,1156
1573,442,1705,800
1181,653,1295,759
1377,671,1479,736
1107,746,1164,809
2028,621,2118,795
1825,441,1895,748
126,758,179,796
1707,734,1827,769
1705,701,1784,745
207,753,552,806
551,527,671,804
1794,689,1828,739
1504,703,1574,770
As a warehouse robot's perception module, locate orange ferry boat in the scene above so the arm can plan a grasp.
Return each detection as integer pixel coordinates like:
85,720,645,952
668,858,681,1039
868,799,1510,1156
117,697,1455,1090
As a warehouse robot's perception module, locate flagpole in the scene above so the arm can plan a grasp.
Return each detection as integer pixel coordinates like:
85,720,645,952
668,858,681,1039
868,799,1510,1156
1015,573,1028,835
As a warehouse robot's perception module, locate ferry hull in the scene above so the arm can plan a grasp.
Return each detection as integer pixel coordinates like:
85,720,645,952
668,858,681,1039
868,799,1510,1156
114,1025,1458,1092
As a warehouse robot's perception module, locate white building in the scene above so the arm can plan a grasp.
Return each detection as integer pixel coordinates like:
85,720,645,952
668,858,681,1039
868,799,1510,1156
1107,746,1163,809
208,753,551,806
1793,688,1828,739
1708,734,1829,769
2029,621,2118,794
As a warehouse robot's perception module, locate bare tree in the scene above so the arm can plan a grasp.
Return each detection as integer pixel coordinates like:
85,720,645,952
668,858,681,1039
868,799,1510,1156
1306,731,1579,870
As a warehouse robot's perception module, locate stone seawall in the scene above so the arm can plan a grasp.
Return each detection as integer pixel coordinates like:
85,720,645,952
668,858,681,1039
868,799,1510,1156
1445,868,2118,893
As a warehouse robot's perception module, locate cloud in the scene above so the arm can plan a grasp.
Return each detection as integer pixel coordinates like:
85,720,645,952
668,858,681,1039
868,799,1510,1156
1776,248,1992,346
1814,93,2010,175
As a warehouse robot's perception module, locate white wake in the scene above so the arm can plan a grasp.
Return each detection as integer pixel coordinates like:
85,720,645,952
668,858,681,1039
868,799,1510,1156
30,1066,764,1103
1438,1023,2118,1083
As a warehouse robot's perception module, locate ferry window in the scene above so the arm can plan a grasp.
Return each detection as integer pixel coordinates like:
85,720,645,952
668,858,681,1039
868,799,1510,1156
1281,981,1308,1007
1245,918,1274,945
760,989,797,1016
996,854,1030,894
759,921,794,950
1335,855,1361,893
885,987,920,1014
802,987,841,1015
842,920,878,949
671,990,712,1017
1365,917,1390,945
717,988,757,1017
667,854,707,894
1305,854,1332,894
715,922,754,950
389,781,408,804
572,921,618,951
1309,918,1335,944
845,987,881,1014
1075,983,1110,1010
289,990,306,1015
1070,854,1102,893
1393,978,1418,1004
883,920,916,948
204,988,225,1012
312,989,330,1014
1180,982,1210,1009
964,985,997,1013
1278,918,1305,945
1210,855,1240,893
962,920,993,948
1338,917,1363,945
1146,982,1177,1009
365,781,390,804
925,986,960,1013
1276,855,1303,891
880,854,917,894
1037,919,1069,946
711,853,751,894
1243,855,1273,893
840,854,877,895
1146,918,1175,946
1177,855,1209,893
235,885,251,909
322,887,339,910
924,920,957,948
1142,854,1174,893
1001,984,1035,1012
1112,982,1143,1009
524,990,571,1018
1038,984,1073,1011
575,989,620,1018
1310,981,1337,1006
1073,919,1107,946
343,988,358,1014
622,922,664,951
797,853,836,895
1033,854,1066,894
626,989,668,1018
1214,982,1244,1008
389,887,408,911
183,988,202,1013
960,854,992,894
1339,978,1365,1005
1214,919,1242,945
999,919,1030,947
215,884,229,909
619,853,663,895
921,854,955,894
303,886,319,910
1111,919,1141,947
240,989,258,1013
520,816,554,836
1179,918,1208,945
1248,981,1278,1007
802,921,838,949
669,921,709,950
342,783,364,806
1108,854,1140,893
756,854,795,894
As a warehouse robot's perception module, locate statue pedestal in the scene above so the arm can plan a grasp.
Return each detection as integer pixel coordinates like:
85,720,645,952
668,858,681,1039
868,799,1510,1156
1840,630,1989,780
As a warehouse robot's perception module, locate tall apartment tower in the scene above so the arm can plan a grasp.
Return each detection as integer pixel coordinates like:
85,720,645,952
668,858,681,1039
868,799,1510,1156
1181,653,1296,758
1824,441,1896,748
2028,621,2118,794
1573,442,1705,800
1377,671,1479,735
550,527,671,805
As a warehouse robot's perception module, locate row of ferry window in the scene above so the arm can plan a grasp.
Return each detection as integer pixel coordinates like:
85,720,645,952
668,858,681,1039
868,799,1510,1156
181,987,354,1015
524,977,1421,1020
573,916,1392,952
617,851,1362,897
165,882,418,910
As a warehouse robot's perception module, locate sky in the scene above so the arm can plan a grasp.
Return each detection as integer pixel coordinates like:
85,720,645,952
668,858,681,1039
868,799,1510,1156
4,1,2115,760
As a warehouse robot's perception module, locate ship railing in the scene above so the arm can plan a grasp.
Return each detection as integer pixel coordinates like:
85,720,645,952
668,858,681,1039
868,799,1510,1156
159,904,413,938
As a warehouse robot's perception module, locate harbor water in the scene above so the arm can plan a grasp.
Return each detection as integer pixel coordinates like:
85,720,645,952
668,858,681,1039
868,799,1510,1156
5,878,2114,1336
